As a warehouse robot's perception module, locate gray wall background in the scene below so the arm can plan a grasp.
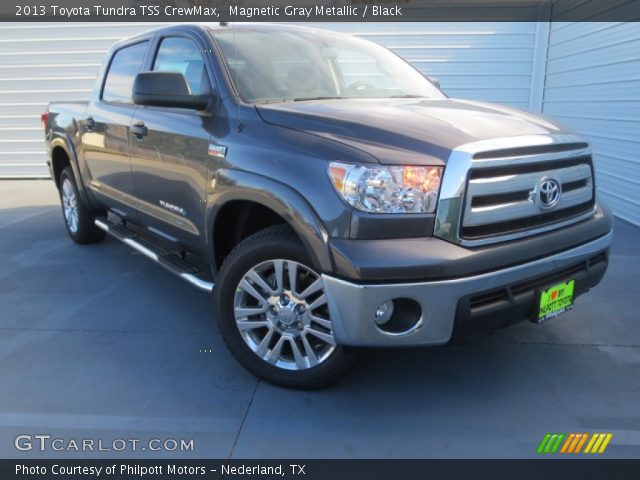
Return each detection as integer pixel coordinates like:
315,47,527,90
0,18,638,224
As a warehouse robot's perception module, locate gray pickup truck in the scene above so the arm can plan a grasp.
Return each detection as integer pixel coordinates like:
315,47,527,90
44,23,613,388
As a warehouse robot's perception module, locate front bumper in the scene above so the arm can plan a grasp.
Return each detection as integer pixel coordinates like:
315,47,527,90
323,230,612,347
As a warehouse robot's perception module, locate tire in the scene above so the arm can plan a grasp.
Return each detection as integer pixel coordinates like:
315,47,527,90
214,224,357,389
58,166,105,244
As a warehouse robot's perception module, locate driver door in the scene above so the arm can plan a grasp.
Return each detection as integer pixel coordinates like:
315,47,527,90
128,35,214,253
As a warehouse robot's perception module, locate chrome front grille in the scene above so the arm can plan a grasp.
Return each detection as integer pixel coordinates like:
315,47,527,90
461,156,594,239
434,135,598,247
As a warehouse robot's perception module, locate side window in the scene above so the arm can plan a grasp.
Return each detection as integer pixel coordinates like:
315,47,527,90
153,37,211,95
102,41,148,104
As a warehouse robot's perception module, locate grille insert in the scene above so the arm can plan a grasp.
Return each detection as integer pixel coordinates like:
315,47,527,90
461,155,595,241
462,203,595,239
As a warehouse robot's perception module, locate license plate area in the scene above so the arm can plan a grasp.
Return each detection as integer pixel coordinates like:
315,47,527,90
534,279,576,323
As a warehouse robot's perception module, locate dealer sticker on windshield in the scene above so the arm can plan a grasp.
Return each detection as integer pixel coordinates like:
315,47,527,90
537,280,575,323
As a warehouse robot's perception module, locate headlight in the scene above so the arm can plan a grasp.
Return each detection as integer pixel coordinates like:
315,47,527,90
328,162,442,213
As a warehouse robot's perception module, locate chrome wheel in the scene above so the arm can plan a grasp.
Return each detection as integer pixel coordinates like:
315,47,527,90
233,259,336,370
61,178,79,234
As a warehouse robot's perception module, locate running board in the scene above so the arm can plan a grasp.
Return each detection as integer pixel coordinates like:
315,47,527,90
94,218,214,292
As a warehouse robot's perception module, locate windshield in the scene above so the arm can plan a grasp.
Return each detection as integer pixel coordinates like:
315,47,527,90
211,28,445,103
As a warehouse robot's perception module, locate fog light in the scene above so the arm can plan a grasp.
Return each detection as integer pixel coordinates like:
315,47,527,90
374,300,394,326
374,298,423,336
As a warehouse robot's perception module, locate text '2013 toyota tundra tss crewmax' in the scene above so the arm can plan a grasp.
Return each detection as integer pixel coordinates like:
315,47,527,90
44,24,613,388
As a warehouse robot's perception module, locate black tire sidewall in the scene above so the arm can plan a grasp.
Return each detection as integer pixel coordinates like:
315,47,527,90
213,227,354,389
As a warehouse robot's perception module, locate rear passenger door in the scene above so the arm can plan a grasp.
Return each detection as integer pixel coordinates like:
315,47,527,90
129,34,214,253
83,41,148,208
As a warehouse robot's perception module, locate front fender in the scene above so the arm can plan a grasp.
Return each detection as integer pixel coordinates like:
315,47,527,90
207,169,334,274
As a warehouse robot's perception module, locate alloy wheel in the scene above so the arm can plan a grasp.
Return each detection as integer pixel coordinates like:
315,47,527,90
61,178,79,234
233,259,336,370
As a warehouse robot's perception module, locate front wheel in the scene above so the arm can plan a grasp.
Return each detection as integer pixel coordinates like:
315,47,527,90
214,225,357,389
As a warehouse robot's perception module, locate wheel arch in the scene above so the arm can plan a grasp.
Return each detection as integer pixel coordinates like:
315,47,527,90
208,169,334,275
50,145,70,188
48,135,94,207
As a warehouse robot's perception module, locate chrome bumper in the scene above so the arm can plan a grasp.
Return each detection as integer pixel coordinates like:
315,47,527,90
322,231,613,347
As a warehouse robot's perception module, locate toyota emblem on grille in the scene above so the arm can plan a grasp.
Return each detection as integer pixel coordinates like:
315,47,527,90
536,177,562,210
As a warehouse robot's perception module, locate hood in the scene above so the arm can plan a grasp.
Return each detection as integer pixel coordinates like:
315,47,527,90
256,98,572,165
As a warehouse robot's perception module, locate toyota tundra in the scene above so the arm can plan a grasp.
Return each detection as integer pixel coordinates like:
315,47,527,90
43,24,613,388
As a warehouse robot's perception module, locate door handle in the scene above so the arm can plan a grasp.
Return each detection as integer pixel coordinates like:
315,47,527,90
83,117,95,131
131,121,148,139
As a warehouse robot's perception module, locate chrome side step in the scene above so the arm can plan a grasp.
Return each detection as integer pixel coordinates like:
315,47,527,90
94,218,214,292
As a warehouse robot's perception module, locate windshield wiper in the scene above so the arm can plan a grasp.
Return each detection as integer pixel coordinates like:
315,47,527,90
389,95,428,98
292,96,345,102
290,95,427,101
257,99,291,104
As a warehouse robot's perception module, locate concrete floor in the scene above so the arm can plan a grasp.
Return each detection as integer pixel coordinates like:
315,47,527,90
0,180,639,459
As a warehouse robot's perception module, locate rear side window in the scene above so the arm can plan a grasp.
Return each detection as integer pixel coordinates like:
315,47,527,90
153,37,211,95
102,41,148,104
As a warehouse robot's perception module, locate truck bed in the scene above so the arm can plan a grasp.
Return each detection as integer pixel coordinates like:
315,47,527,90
47,101,89,135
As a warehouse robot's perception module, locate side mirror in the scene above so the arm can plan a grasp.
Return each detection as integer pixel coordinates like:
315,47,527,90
425,75,440,89
133,72,210,110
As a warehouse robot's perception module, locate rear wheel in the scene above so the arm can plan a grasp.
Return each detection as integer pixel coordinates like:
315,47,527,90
214,225,357,389
59,167,105,244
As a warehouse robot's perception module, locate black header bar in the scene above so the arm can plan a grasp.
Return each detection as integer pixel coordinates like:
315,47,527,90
5,0,640,22
4,459,640,480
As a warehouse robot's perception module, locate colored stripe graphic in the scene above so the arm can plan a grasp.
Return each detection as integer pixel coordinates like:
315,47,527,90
562,433,588,453
539,433,613,454
584,434,599,453
574,433,589,453
560,433,576,453
591,434,606,453
537,434,552,454
550,433,565,453
598,433,613,453
584,433,614,454
545,434,557,453
537,433,565,453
